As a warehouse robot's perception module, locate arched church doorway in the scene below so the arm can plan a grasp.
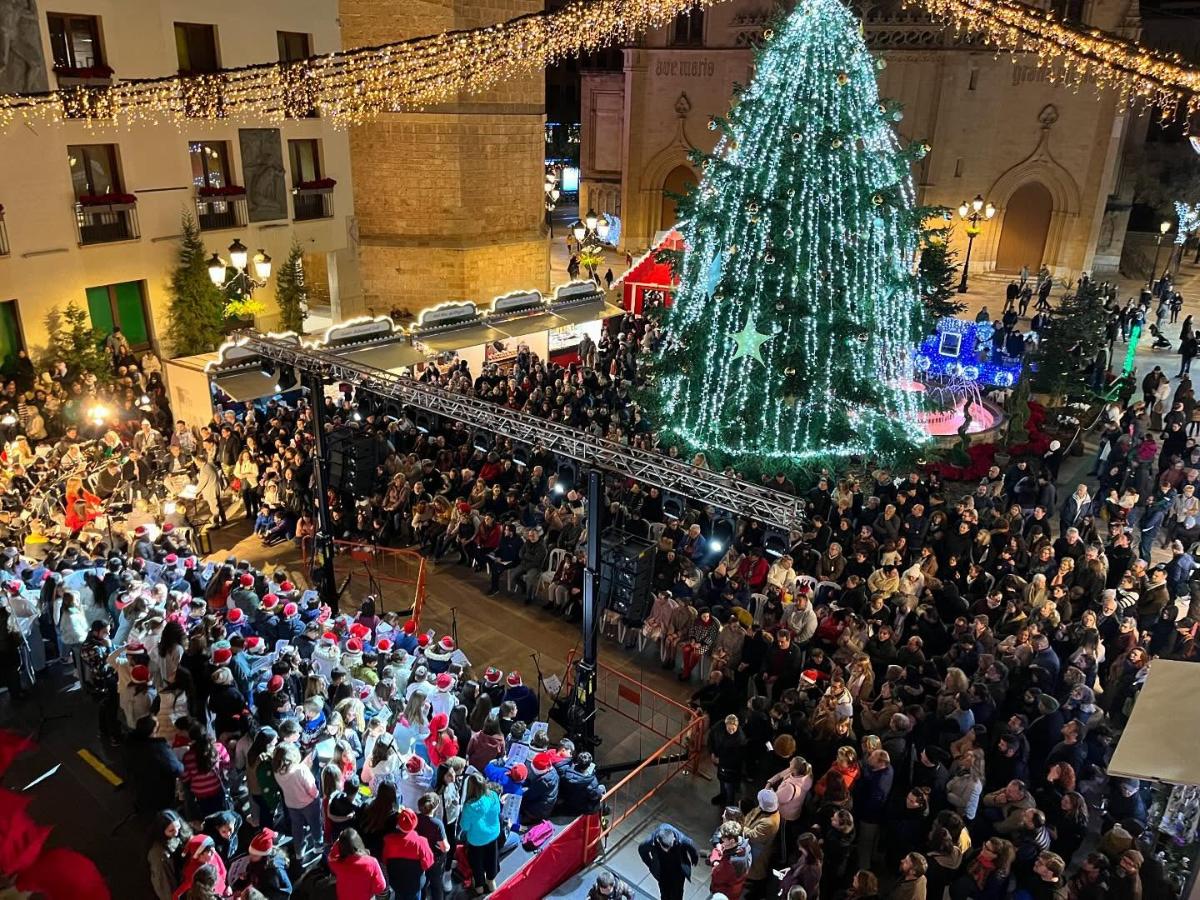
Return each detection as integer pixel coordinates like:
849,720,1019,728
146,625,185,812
660,165,697,229
995,181,1053,274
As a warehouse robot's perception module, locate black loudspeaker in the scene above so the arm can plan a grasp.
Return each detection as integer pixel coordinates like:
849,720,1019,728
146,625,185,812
327,429,378,494
598,530,657,625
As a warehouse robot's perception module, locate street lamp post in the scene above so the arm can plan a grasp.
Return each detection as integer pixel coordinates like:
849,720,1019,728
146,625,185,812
1149,219,1172,289
956,194,996,294
569,209,612,280
544,171,561,238
207,237,272,295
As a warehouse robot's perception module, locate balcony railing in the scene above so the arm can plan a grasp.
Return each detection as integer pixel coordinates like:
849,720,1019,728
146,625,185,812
293,189,333,221
74,201,139,246
195,193,248,231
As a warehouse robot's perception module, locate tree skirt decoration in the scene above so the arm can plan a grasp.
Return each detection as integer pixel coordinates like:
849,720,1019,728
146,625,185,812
925,402,1050,481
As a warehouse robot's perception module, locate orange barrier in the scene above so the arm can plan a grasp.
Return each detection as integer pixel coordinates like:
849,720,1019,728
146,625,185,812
560,651,708,852
332,540,428,625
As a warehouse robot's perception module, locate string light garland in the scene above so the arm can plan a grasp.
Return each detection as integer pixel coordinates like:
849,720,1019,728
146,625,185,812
911,0,1200,118
0,0,715,129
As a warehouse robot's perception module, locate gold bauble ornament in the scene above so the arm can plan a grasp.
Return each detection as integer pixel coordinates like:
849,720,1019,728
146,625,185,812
873,194,884,206
837,71,850,86
763,28,774,40
831,137,843,148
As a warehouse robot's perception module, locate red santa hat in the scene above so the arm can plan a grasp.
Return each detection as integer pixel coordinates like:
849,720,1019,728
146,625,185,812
483,666,503,685
5,581,20,594
345,638,363,655
430,712,449,732
283,602,298,618
405,756,424,774
226,608,245,624
126,641,147,656
437,636,455,652
184,557,197,570
350,623,371,640
212,647,232,666
531,752,555,775
248,829,276,858
244,636,265,653
508,764,528,783
435,673,454,691
506,671,522,688
164,554,178,565
134,525,147,537
267,674,284,694
402,620,417,635
162,523,175,534
239,573,255,587
416,634,431,649
321,631,338,644
261,593,280,611
279,580,295,592
397,809,418,833
376,638,394,653
130,664,150,684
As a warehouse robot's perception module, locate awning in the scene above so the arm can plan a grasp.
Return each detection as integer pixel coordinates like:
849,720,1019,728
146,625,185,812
494,312,565,338
1108,659,1200,785
336,342,428,373
549,301,625,327
212,369,299,402
417,325,510,353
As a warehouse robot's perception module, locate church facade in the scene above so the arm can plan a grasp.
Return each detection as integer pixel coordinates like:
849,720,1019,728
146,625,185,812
580,0,1143,279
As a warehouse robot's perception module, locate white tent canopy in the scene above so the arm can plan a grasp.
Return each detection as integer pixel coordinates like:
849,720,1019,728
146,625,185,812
1108,659,1200,786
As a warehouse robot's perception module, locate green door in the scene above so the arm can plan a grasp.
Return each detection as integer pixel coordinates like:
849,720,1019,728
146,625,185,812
85,285,115,334
85,281,150,349
0,302,24,374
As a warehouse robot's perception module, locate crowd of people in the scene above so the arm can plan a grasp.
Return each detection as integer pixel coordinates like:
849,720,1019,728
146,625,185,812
5,273,1199,900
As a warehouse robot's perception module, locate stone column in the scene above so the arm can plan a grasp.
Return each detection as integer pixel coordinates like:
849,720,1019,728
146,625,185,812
339,0,549,313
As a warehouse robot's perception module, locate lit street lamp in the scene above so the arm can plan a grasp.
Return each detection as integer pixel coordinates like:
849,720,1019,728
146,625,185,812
956,194,996,293
544,171,561,238
1149,219,1172,289
208,237,272,295
569,208,613,280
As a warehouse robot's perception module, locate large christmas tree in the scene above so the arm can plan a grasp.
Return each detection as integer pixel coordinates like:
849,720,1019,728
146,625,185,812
650,0,931,472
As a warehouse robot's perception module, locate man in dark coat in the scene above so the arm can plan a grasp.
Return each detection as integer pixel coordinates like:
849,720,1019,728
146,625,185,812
638,824,699,900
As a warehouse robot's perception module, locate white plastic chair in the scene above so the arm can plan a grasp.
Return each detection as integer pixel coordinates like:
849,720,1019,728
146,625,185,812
536,547,567,602
649,522,667,545
749,592,768,626
795,574,819,596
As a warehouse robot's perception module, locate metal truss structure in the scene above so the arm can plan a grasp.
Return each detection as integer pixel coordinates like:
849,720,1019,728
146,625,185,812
237,331,806,531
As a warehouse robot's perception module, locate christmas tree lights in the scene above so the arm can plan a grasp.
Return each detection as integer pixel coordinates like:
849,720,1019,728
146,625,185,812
647,0,931,474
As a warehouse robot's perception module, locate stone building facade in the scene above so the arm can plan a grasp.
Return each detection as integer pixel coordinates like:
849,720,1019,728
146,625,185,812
581,0,1142,279
340,0,549,316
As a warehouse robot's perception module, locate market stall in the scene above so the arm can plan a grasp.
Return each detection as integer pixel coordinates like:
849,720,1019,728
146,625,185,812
547,280,625,364
313,316,427,374
482,290,561,369
1108,659,1200,899
411,301,511,376
615,227,683,314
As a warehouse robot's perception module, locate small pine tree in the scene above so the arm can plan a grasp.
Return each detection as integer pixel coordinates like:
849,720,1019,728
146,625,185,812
918,223,965,320
275,239,308,334
166,212,226,357
43,302,111,382
1032,278,1108,402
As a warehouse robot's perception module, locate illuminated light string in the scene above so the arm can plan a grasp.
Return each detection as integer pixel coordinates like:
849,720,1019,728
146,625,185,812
1175,201,1200,246
648,0,929,473
0,0,717,129
912,0,1200,120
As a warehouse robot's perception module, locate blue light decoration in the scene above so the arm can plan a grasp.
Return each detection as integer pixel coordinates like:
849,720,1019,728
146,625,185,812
1175,201,1200,246
912,317,1023,388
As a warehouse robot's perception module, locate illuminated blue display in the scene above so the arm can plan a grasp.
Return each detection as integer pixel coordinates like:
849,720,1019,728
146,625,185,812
912,317,1024,388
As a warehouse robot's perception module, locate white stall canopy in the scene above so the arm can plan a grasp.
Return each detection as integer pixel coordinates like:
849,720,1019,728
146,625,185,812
548,280,624,326
411,300,509,354
205,334,302,401
314,316,428,373
484,290,564,338
1107,659,1200,786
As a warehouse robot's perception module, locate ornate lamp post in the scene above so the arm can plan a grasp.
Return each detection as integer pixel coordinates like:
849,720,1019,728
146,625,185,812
544,171,561,238
569,209,612,280
207,237,272,295
956,194,996,293
1149,219,1171,288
